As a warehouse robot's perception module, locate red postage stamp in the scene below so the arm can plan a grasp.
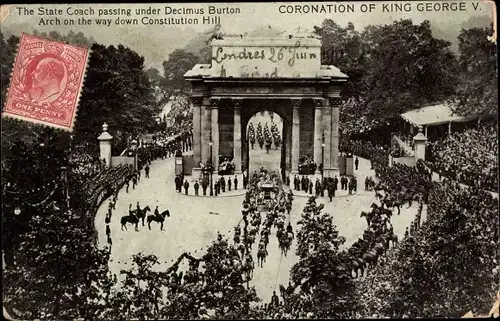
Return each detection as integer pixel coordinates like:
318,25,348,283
2,33,90,131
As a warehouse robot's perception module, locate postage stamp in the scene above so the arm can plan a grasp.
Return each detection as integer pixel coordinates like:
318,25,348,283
2,33,89,131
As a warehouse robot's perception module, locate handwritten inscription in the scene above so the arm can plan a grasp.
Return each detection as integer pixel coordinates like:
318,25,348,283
219,65,279,78
212,40,317,67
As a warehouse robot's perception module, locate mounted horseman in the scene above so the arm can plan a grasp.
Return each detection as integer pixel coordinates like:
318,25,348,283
147,206,170,230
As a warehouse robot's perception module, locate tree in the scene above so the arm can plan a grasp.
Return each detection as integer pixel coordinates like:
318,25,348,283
0,32,19,103
320,19,460,134
99,238,260,320
162,49,200,92
166,95,192,135
75,43,160,144
289,197,358,318
3,207,113,319
360,20,459,125
450,25,497,117
357,181,499,318
314,20,367,99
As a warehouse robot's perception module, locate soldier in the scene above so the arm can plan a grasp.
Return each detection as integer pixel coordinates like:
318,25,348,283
202,180,208,196
228,177,232,191
308,181,313,195
132,175,137,189
194,181,200,196
145,164,150,178
334,175,339,192
214,180,219,196
154,205,160,217
315,179,321,197
221,177,226,193
234,176,238,190
183,180,189,195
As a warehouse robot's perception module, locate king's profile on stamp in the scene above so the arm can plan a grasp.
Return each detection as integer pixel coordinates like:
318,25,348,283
27,57,66,102
2,33,89,130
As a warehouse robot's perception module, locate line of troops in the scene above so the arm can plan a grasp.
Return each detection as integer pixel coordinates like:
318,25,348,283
292,175,358,201
174,174,249,196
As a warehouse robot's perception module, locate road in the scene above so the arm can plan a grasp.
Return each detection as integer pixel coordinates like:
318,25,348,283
95,147,424,303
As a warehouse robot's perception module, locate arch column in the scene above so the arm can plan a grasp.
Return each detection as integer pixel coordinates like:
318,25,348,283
191,98,203,178
322,98,332,170
313,99,323,176
323,97,340,178
290,99,301,175
211,99,220,173
233,99,242,174
201,98,212,167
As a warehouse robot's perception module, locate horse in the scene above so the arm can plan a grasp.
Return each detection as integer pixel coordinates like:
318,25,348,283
257,245,268,268
280,234,291,257
147,210,170,230
247,234,255,249
390,233,398,248
261,233,269,248
362,250,379,271
131,205,151,226
287,231,294,247
384,198,401,215
360,211,373,227
242,255,254,279
121,214,139,231
238,243,246,257
276,228,283,240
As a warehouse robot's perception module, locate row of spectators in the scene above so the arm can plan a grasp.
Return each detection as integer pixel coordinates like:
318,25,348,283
426,124,498,191
69,143,106,182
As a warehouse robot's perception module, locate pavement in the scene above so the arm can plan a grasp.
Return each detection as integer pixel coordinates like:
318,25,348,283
95,147,424,303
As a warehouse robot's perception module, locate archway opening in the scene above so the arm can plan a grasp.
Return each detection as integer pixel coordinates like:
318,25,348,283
245,111,285,177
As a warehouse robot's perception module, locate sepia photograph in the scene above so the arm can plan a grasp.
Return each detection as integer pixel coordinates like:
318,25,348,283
1,1,498,319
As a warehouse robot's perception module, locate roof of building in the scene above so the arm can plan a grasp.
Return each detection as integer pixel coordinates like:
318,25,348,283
400,103,479,127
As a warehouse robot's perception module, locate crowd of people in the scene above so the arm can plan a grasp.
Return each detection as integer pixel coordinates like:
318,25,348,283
291,174,358,199
69,143,106,181
173,174,246,197
426,124,498,191
218,156,235,175
297,155,317,175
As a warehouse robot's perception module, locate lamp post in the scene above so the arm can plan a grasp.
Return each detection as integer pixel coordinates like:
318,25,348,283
209,141,214,196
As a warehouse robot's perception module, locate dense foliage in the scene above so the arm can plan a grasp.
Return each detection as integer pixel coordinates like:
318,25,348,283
289,197,358,319
357,180,499,318
315,19,459,135
451,25,497,117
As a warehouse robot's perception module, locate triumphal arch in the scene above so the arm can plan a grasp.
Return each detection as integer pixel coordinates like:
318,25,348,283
184,36,348,184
